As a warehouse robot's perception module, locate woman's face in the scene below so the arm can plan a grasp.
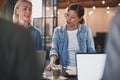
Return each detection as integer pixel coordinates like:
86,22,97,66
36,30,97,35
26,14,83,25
65,10,81,27
16,2,32,23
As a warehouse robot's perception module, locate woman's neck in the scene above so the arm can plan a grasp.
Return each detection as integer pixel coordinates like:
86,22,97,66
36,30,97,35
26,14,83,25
19,21,29,28
67,24,78,31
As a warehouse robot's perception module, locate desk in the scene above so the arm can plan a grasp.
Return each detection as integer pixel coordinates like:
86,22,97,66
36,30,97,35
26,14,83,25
43,70,77,80
64,75,77,80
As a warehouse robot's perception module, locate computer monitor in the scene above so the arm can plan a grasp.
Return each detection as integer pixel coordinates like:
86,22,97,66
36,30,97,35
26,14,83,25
76,53,107,80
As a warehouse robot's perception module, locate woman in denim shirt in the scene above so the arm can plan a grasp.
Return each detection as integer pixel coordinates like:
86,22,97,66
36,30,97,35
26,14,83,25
45,4,95,70
13,0,43,50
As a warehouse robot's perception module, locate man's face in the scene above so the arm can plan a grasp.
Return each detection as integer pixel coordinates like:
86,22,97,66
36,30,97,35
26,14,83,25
0,0,7,10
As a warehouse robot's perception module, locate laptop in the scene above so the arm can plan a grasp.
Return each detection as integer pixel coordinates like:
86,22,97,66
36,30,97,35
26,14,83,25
76,53,107,80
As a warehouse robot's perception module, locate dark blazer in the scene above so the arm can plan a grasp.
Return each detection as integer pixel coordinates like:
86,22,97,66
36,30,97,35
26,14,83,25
102,7,120,80
0,19,41,80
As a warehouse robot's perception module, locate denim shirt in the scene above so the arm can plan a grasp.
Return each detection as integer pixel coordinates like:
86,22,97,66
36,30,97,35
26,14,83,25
28,25,43,50
50,23,95,66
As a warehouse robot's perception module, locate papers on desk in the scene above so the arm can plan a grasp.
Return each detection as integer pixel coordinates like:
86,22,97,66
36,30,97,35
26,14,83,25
43,66,76,80
65,66,76,75
47,76,67,80
43,70,67,80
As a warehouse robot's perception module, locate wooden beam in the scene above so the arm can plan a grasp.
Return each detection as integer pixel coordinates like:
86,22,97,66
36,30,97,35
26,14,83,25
58,0,120,8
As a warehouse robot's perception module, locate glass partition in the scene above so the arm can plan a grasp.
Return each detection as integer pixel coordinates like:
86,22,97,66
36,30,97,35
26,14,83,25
33,0,58,51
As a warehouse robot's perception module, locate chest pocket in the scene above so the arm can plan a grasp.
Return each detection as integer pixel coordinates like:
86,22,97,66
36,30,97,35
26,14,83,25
58,30,67,42
57,30,68,52
79,32,88,42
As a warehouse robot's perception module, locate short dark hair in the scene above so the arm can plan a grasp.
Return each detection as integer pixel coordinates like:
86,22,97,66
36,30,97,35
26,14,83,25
67,4,84,18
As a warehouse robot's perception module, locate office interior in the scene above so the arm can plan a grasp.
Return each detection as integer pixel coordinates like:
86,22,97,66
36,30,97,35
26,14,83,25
0,0,120,59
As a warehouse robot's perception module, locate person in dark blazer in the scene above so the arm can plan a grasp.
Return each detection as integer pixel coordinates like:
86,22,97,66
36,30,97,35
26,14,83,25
102,7,120,80
0,0,41,80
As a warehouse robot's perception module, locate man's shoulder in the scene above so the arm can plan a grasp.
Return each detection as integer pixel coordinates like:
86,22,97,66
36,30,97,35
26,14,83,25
0,19,33,45
0,19,15,27
0,19,26,30
0,19,31,37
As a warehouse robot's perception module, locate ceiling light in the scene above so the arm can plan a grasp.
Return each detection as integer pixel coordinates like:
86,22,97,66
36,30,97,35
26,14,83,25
92,6,96,10
57,11,60,14
89,11,93,15
118,3,120,6
102,0,105,4
107,11,110,14
107,6,110,9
